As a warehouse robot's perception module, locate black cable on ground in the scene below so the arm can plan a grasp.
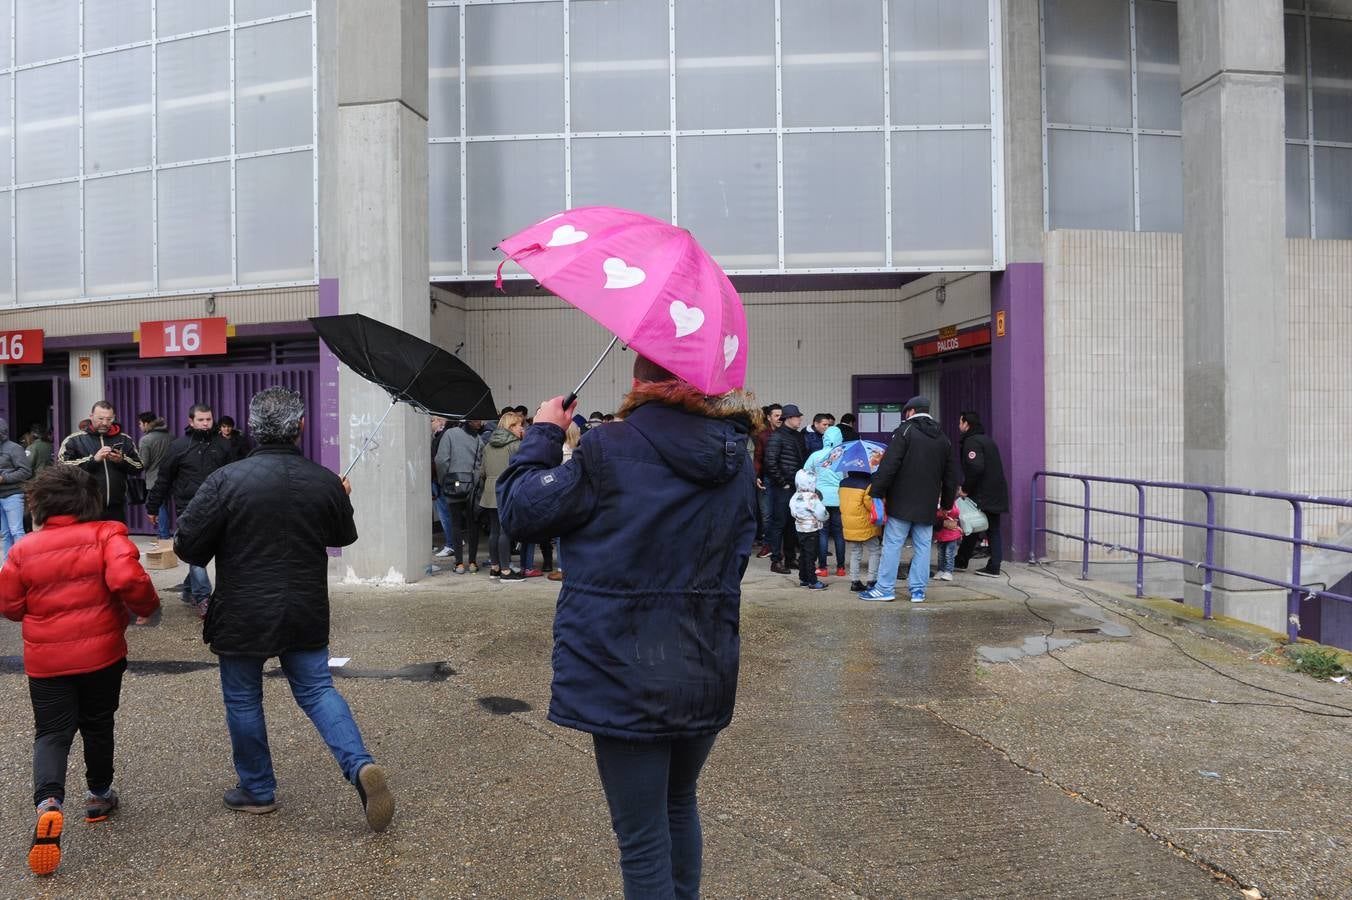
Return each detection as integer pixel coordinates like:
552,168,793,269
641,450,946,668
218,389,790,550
995,567,1352,719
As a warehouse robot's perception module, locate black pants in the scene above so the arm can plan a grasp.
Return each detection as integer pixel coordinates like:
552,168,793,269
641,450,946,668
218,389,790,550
29,657,127,807
100,503,126,524
767,484,795,565
486,508,512,571
797,531,819,585
956,512,1003,574
449,499,481,566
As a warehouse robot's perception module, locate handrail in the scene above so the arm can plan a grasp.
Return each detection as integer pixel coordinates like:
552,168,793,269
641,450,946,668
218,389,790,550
1030,470,1352,642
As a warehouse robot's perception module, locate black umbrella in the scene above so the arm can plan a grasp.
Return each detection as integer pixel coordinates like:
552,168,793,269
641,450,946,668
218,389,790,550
309,314,496,475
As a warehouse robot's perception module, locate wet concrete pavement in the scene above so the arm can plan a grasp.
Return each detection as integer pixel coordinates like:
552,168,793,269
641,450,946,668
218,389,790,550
1,547,1348,898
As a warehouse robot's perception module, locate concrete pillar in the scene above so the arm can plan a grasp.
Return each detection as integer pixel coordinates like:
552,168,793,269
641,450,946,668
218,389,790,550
67,349,107,437
991,0,1045,561
1179,1,1289,632
326,0,431,581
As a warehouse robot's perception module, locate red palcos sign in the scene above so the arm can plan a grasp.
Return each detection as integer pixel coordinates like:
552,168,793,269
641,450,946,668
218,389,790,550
139,317,228,358
0,329,44,364
910,326,992,360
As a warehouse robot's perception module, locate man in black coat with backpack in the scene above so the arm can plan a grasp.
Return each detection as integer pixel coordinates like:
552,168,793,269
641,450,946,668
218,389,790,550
955,410,1010,577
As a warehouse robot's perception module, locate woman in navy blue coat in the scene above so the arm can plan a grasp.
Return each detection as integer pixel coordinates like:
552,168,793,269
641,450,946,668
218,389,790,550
498,355,759,899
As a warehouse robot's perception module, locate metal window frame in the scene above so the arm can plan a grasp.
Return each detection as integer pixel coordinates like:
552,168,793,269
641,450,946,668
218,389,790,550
432,0,1008,281
1,1,319,309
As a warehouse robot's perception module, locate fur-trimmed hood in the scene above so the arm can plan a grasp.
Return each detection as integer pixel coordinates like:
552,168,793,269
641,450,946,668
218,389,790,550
614,382,762,488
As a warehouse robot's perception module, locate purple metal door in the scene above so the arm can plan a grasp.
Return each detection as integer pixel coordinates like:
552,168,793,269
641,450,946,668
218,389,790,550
937,351,992,452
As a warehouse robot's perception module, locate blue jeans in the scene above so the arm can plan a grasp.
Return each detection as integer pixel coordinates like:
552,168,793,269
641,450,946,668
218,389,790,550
217,648,374,800
433,487,454,548
0,493,25,563
188,564,212,602
817,506,844,566
155,503,171,540
876,518,933,599
937,539,958,574
593,733,718,900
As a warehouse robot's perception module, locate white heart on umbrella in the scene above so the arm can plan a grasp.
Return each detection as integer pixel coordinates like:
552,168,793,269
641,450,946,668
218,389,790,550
603,257,646,289
670,300,704,338
547,225,588,247
723,334,739,368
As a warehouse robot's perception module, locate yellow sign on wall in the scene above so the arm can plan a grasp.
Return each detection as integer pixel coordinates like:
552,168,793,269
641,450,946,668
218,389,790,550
78,356,92,378
996,310,1007,338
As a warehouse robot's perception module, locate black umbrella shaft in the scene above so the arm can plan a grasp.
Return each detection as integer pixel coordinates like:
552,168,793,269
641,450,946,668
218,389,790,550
343,397,399,480
564,335,620,411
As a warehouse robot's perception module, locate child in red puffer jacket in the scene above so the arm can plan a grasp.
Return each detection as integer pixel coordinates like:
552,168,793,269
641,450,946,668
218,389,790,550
933,501,963,582
0,465,159,877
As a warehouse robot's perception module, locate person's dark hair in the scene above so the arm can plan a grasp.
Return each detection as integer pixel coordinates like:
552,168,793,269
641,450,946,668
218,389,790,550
960,410,982,429
26,465,103,526
91,400,114,414
248,387,305,444
188,403,213,418
513,405,528,415
602,413,615,422
633,354,678,384
766,403,783,414
218,415,236,428
500,406,514,416
812,413,832,425
138,411,157,425
589,410,603,420
839,413,856,426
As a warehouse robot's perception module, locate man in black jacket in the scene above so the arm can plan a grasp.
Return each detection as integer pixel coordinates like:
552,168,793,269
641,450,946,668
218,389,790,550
955,410,1010,577
763,403,808,573
147,404,235,615
175,387,394,833
58,401,142,522
860,397,960,603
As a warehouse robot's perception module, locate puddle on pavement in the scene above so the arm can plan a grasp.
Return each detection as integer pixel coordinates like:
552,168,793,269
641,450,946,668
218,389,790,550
477,696,532,714
977,635,1081,664
266,661,456,682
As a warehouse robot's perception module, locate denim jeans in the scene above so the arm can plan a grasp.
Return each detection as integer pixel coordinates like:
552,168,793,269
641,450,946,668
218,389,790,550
875,518,933,599
217,648,374,800
0,492,25,564
937,539,958,574
433,487,454,549
756,485,771,542
592,733,718,900
188,564,212,602
155,502,172,540
817,506,844,566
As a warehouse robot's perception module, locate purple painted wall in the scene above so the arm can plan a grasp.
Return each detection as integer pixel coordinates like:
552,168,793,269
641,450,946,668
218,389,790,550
318,278,340,477
990,263,1046,561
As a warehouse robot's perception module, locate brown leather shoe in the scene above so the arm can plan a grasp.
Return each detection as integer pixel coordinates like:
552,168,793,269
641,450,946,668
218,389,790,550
547,570,563,581
770,562,790,574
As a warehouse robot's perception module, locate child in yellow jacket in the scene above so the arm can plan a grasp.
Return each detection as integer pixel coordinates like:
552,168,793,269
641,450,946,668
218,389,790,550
839,471,882,592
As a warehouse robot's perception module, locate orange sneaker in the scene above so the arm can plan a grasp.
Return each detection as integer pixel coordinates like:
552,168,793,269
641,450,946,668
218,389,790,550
835,567,846,577
815,567,828,578
28,801,62,876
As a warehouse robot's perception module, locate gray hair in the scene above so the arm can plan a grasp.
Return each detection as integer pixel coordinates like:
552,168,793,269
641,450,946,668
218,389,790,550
248,387,305,444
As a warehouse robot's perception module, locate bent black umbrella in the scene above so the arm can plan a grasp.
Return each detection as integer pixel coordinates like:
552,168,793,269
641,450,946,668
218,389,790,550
309,313,496,476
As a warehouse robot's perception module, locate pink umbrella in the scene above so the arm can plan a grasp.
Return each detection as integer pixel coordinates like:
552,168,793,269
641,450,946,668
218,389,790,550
495,206,747,400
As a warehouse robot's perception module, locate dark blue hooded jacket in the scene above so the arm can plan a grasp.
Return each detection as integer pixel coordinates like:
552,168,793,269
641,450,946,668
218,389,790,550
497,385,758,741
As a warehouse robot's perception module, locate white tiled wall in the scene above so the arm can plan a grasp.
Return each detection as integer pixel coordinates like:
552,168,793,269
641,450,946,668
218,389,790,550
1043,230,1352,560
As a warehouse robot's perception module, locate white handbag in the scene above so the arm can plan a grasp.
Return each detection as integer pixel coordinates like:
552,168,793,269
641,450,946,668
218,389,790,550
956,496,988,535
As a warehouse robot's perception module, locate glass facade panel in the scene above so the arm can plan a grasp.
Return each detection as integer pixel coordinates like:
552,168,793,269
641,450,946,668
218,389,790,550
16,0,78,66
429,6,460,139
1048,129,1133,230
429,142,462,277
0,75,11,187
85,172,153,294
17,62,79,184
465,2,563,136
85,0,150,53
238,151,313,282
892,130,992,264
85,47,152,175
676,134,777,268
0,193,11,304
157,0,229,38
237,0,309,20
0,0,11,70
17,183,80,301
784,132,885,268
889,0,990,126
1287,143,1310,238
236,18,313,153
571,0,668,132
1286,14,1307,141
1310,17,1352,143
676,0,775,129
157,32,230,164
157,162,231,288
1314,145,1352,239
1044,0,1131,127
782,0,883,127
1138,134,1182,233
1135,0,1181,132
467,140,563,273
571,136,671,223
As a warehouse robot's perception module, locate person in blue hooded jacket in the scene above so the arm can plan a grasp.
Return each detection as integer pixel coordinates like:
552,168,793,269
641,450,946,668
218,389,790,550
498,354,759,900
803,424,846,577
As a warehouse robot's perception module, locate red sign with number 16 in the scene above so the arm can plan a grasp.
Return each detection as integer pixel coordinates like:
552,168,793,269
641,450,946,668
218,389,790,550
139,318,228,359
0,329,43,364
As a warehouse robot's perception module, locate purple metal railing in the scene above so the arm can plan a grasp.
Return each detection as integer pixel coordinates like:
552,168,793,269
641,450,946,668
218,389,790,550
1029,471,1352,642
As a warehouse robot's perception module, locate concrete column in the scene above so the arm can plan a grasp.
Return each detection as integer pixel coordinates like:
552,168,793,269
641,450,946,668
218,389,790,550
67,349,107,436
1179,1,1289,632
991,0,1046,561
326,0,431,581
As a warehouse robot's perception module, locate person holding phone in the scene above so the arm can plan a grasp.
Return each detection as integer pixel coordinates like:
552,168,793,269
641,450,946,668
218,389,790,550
57,401,143,523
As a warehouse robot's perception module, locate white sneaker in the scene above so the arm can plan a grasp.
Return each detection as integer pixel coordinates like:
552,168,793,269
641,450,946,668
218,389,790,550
435,546,453,558
936,571,952,581
910,595,925,603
